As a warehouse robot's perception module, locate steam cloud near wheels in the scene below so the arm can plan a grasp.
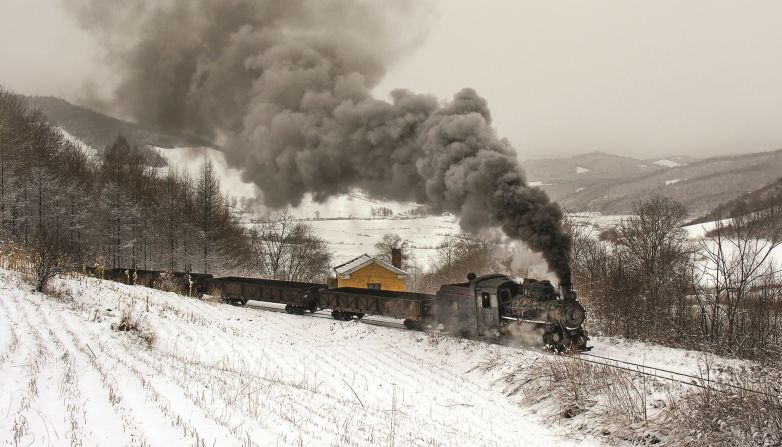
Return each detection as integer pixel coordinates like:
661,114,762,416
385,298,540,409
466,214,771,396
65,0,572,287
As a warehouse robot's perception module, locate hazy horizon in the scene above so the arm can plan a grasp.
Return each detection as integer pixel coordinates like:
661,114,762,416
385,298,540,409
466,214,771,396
3,0,782,160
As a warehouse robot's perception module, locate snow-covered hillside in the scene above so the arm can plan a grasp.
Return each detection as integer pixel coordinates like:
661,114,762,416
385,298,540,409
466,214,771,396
0,269,600,447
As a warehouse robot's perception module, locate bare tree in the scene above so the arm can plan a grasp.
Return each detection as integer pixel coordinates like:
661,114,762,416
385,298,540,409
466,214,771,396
408,231,507,293
374,233,411,267
696,204,782,356
614,196,695,338
250,211,331,281
195,157,224,273
283,223,332,282
252,211,296,279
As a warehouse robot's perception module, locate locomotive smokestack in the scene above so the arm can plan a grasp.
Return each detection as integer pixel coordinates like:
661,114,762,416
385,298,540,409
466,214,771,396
391,248,402,269
67,0,572,285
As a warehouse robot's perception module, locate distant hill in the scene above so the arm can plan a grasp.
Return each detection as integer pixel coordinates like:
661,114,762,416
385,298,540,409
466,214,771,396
523,150,782,215
689,176,782,224
24,95,218,153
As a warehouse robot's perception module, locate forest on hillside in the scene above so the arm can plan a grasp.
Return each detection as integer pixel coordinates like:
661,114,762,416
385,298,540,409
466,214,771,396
0,88,251,283
0,87,336,291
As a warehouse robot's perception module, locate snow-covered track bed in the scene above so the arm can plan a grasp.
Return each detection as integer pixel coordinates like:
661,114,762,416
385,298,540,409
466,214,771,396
0,269,593,447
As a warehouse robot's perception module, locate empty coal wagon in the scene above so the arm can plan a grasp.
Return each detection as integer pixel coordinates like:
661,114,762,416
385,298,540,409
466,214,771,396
318,287,436,329
101,268,213,296
210,277,326,313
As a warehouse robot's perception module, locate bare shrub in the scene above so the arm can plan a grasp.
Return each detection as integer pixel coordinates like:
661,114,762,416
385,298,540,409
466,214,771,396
483,353,781,446
44,282,75,302
32,230,73,293
112,308,156,348
504,358,652,432
661,369,782,445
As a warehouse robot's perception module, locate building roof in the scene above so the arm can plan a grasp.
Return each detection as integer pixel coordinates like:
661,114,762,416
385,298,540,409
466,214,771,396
333,254,408,277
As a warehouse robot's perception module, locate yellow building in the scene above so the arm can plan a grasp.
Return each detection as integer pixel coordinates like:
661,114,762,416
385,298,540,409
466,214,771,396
333,254,408,292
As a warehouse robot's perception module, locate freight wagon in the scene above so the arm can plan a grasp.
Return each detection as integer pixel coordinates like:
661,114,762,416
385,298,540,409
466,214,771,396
209,276,326,313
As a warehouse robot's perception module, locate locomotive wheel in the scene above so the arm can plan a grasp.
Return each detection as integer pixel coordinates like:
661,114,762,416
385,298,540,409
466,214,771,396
285,305,292,313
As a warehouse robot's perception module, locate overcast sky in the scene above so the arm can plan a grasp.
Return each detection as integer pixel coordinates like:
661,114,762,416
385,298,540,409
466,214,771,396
2,0,782,160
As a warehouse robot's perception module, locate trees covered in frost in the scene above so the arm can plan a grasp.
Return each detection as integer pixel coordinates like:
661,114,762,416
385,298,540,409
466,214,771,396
0,87,252,289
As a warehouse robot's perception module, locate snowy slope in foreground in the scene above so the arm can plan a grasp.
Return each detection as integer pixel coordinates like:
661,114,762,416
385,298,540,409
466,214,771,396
0,270,599,447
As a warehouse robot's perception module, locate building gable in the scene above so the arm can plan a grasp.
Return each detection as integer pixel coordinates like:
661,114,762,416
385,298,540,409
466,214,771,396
333,254,407,279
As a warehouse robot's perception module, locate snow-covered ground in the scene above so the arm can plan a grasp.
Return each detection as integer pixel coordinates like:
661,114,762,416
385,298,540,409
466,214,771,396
588,336,752,378
4,268,769,446
0,268,603,447
567,213,630,234
654,159,685,168
59,128,98,158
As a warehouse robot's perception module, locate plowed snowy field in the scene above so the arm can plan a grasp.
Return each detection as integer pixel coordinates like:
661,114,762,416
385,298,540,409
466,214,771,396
0,269,597,447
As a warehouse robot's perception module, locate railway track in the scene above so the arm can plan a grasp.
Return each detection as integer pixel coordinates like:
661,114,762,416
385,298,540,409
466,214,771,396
245,301,406,330
242,300,777,399
573,352,778,398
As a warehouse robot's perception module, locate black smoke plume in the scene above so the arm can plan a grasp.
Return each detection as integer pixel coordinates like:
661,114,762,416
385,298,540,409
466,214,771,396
65,0,572,286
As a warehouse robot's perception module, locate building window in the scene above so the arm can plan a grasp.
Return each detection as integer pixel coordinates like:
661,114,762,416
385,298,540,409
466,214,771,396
482,292,491,308
367,283,381,290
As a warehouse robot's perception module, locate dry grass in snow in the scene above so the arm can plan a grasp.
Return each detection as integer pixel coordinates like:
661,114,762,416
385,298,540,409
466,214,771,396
476,338,782,446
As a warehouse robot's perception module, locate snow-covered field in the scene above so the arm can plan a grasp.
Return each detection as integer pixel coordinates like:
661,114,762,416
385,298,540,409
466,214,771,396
0,268,604,447
308,216,462,266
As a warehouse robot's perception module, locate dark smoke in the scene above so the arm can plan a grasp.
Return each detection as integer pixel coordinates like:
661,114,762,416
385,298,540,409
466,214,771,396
65,0,572,286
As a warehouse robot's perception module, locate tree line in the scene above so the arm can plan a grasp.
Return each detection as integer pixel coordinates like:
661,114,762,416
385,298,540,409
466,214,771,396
0,87,333,291
570,196,782,362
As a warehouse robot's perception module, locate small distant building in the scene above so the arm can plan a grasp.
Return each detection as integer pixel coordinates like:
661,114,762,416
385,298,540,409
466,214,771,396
333,250,407,292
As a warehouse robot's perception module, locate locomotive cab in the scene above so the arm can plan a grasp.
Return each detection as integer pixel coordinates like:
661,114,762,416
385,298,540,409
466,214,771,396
472,274,520,338
435,273,519,339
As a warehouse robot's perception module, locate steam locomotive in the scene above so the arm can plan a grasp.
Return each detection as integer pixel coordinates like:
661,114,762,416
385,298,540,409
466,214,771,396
431,273,589,351
96,268,589,351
